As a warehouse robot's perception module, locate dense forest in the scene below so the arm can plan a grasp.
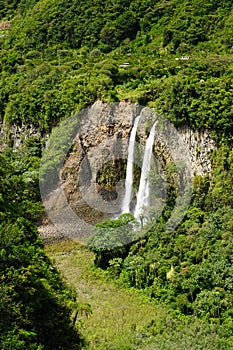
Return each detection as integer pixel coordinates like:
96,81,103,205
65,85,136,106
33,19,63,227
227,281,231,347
0,150,84,348
0,0,233,348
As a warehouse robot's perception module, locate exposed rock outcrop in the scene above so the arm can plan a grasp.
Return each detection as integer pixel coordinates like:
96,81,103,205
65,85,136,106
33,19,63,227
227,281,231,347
55,101,215,231
3,101,216,239
0,121,43,150
179,127,215,176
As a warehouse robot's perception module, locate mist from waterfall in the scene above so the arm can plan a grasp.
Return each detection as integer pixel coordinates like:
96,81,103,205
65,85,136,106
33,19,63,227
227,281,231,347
134,120,157,222
121,115,141,213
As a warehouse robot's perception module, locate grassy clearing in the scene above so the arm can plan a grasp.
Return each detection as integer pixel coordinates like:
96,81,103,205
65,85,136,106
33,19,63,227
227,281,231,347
46,240,160,349
45,240,233,350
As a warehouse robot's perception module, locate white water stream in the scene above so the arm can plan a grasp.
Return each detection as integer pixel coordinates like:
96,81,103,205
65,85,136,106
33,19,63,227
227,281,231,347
121,115,141,213
134,121,157,222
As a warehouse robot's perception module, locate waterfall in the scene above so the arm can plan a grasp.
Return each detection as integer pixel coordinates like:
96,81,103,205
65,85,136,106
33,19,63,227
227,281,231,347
121,115,141,213
134,120,157,223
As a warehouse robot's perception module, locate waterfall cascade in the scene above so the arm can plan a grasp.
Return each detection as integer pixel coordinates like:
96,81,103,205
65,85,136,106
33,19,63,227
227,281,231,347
134,120,157,222
121,115,141,213
121,116,157,223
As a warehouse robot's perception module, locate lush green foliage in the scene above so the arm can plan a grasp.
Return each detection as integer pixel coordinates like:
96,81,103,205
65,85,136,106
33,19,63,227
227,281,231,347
0,0,21,19
0,0,232,140
0,153,83,349
86,146,233,333
0,220,82,349
4,0,233,53
0,145,43,220
46,241,232,350
47,240,233,350
1,0,233,347
97,145,233,334
88,213,138,268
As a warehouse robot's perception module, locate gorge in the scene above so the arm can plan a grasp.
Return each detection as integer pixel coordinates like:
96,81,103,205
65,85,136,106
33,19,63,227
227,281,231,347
38,101,216,242
1,1,233,348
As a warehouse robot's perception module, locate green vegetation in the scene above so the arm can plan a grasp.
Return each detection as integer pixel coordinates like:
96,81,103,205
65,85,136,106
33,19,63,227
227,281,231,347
1,0,233,348
46,240,233,350
88,213,138,269
88,145,233,335
0,152,83,349
0,0,232,140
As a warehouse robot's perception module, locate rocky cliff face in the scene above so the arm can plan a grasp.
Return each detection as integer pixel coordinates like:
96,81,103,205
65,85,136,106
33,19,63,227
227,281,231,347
3,101,216,236
60,101,141,223
56,101,215,227
130,104,215,178
0,121,43,150
1,100,215,178
62,100,215,184
179,127,215,176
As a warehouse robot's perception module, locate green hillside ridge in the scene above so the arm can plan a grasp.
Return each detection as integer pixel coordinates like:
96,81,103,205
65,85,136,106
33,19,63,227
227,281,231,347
0,0,233,139
0,0,233,348
0,153,84,349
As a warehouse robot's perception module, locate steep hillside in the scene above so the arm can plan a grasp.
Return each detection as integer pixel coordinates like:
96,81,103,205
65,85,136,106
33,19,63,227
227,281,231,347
0,0,233,348
0,153,84,349
4,0,233,52
0,0,233,139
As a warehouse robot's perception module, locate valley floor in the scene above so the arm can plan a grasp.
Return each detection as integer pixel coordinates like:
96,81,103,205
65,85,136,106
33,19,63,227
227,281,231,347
45,240,233,350
46,240,159,349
